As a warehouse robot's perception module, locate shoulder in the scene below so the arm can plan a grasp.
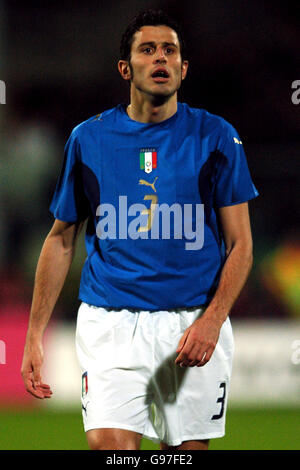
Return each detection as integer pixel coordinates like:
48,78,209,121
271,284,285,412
179,102,237,136
68,105,121,141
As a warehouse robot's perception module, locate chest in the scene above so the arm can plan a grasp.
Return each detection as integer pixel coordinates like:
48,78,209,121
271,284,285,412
81,129,210,209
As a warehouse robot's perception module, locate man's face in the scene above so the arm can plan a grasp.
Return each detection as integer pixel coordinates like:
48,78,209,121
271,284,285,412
124,25,188,100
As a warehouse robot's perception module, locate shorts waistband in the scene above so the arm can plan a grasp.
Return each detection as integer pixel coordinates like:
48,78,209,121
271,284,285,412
83,302,207,314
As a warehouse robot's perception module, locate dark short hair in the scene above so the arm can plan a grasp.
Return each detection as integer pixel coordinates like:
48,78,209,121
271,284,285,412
120,9,187,61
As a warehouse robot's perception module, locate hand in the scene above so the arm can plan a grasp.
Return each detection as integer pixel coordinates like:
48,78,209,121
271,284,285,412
21,340,53,399
175,313,223,367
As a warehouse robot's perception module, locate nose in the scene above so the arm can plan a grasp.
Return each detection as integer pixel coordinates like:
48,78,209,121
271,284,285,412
153,47,166,63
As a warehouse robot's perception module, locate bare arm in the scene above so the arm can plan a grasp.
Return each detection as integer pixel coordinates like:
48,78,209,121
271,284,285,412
21,219,85,398
175,202,253,367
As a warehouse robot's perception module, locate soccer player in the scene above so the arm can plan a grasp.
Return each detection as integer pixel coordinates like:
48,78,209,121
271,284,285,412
21,9,258,450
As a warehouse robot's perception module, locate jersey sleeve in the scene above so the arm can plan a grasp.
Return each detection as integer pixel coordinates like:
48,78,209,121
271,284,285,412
214,121,259,208
49,129,89,222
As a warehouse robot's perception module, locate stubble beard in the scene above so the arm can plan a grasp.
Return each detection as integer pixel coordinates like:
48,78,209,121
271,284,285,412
128,61,181,107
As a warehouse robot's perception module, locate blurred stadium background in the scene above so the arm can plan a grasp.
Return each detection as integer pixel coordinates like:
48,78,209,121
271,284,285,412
0,0,300,450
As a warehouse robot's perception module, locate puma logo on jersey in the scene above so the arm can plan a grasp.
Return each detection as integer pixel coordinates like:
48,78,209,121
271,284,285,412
233,137,242,144
139,176,158,193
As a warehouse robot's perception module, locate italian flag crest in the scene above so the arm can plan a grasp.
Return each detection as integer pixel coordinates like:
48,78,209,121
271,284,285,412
140,149,157,173
82,371,88,397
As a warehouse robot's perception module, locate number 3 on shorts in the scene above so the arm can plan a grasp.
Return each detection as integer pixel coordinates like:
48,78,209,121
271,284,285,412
211,382,226,420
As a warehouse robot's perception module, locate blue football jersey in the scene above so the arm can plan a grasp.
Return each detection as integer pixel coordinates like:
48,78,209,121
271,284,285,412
50,103,258,310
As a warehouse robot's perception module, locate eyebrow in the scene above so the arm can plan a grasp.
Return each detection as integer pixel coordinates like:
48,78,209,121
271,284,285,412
137,41,178,49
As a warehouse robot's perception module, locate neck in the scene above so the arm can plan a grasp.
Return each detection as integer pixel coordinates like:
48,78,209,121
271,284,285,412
127,90,178,123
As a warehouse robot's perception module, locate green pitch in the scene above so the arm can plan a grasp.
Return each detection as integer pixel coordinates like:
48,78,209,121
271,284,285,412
0,406,299,450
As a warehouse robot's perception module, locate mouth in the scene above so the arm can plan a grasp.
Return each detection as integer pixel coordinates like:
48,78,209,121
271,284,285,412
151,68,170,83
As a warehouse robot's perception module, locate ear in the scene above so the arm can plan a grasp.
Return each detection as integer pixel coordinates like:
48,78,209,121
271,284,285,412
118,60,131,81
181,60,189,81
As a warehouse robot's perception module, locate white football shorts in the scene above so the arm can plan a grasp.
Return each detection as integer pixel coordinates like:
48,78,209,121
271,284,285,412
75,302,234,446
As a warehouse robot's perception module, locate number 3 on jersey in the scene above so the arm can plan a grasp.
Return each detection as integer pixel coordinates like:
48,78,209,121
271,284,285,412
211,382,226,420
138,194,158,233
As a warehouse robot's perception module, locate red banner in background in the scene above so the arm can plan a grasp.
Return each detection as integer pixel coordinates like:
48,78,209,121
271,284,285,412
0,306,44,407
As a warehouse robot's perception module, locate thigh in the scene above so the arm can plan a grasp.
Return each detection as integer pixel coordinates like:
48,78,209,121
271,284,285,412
149,312,234,446
86,428,143,450
75,304,155,438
